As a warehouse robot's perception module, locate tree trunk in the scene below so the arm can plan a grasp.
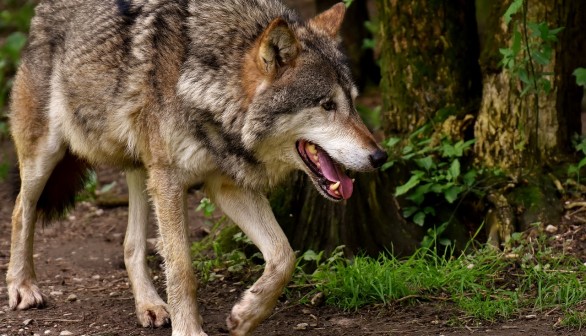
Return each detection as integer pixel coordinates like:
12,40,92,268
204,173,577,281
273,0,482,256
271,170,419,257
379,0,482,134
473,0,585,242
474,0,586,170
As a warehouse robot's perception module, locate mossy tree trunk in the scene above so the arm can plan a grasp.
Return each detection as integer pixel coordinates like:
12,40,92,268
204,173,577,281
273,0,482,256
474,0,586,171
379,0,482,134
473,0,585,242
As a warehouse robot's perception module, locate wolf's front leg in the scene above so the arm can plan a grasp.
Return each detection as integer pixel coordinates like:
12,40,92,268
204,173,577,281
207,179,296,336
148,168,207,336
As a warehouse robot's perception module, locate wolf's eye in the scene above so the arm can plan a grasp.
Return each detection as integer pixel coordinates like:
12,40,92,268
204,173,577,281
321,101,336,111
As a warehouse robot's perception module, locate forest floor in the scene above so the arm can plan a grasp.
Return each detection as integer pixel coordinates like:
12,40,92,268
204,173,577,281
0,138,585,336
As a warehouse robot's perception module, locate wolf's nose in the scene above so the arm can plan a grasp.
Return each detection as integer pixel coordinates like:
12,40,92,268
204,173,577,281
369,149,388,169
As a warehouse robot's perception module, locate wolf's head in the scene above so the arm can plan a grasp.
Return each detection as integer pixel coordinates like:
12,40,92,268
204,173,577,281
241,3,387,201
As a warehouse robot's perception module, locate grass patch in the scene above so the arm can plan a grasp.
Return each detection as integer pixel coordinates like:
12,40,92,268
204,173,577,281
190,219,586,328
308,233,586,325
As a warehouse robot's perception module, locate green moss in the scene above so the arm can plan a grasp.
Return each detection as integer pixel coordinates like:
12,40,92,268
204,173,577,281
507,178,562,230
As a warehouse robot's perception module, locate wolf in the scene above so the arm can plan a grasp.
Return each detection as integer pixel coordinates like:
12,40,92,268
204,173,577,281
6,0,388,335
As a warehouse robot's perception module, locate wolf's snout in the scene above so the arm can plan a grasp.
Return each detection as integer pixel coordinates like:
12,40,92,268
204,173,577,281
369,149,388,169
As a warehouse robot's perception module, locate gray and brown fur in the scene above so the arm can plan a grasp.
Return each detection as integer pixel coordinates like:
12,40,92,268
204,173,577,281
7,1,386,335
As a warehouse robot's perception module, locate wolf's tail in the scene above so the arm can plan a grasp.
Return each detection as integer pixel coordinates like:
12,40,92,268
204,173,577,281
11,149,92,223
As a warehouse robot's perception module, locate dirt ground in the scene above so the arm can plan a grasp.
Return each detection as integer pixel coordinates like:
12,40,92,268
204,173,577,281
0,140,584,336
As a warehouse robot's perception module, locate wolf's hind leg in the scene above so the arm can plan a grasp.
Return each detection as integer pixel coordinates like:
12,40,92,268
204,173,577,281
7,145,66,310
207,180,296,336
124,169,171,328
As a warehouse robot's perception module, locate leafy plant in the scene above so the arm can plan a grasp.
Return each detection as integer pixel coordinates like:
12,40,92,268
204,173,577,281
568,136,586,185
500,0,563,97
195,197,216,218
567,72,586,185
362,18,378,51
499,0,563,157
573,68,586,87
1,1,35,114
383,124,478,230
342,0,354,8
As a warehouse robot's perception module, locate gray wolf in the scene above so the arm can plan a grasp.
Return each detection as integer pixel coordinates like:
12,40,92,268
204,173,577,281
6,0,387,335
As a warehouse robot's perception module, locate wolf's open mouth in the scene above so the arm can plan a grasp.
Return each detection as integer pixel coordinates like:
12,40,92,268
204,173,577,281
296,140,354,200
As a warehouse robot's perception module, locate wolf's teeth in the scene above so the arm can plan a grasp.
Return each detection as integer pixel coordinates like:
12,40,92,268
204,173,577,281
317,163,321,168
352,178,355,183
334,190,340,196
313,155,319,161
307,143,317,154
329,181,340,191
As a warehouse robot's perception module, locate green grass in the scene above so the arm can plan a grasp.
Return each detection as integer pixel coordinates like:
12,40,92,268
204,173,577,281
190,220,586,329
307,236,586,326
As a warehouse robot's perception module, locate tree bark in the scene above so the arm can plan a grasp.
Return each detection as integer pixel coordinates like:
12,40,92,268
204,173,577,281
473,0,585,243
379,0,482,134
474,0,586,170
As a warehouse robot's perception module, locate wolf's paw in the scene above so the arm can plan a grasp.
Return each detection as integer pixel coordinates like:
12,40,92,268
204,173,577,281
137,303,171,328
170,331,208,336
8,281,46,310
227,311,255,336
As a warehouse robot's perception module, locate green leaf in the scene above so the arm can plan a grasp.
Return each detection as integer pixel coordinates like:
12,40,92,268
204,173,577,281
449,159,461,180
527,22,542,37
576,138,586,154
364,20,377,34
431,183,445,194
381,161,395,171
402,206,419,218
444,185,464,203
439,238,452,246
362,38,375,50
1,32,27,62
414,156,435,171
343,0,354,8
503,0,523,25
532,50,551,66
518,68,530,84
413,212,426,226
512,29,522,55
499,48,513,57
402,145,414,155
441,142,456,157
385,137,401,148
463,169,478,187
541,78,552,94
302,250,320,261
549,27,565,35
395,172,423,196
578,157,586,169
423,207,436,216
407,183,433,205
520,84,533,97
463,139,476,148
573,68,586,87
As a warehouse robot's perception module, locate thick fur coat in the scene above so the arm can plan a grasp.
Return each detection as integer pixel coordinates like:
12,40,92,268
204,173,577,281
7,1,387,335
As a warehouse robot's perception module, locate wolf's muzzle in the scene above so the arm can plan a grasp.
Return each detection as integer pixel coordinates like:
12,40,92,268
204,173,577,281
369,149,388,169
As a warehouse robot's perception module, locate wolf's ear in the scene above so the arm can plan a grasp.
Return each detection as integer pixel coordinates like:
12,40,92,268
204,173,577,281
309,3,346,37
256,17,299,77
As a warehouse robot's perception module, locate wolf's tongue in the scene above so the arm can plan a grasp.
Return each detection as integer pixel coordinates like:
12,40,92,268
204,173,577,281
316,150,354,199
